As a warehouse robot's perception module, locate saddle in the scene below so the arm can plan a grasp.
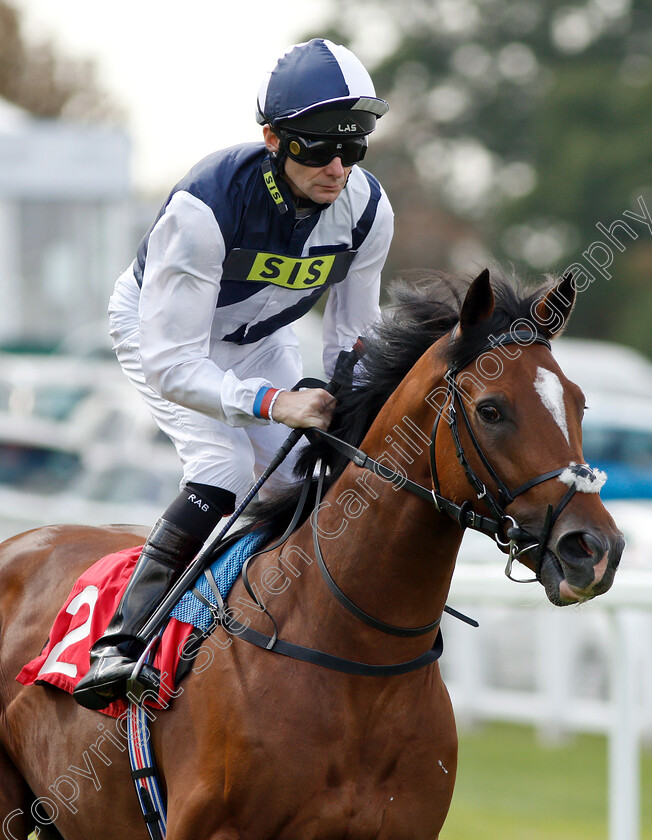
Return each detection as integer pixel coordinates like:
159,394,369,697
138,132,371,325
16,530,268,717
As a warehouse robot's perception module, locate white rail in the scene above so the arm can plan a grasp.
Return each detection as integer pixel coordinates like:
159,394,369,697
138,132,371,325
443,566,652,840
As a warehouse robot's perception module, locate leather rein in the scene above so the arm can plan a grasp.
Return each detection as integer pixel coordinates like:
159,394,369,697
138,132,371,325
211,327,596,676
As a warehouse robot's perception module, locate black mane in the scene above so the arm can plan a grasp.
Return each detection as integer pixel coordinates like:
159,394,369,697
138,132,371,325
241,270,553,537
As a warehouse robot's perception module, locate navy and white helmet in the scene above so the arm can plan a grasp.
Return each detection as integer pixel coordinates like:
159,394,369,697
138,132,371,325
256,39,389,138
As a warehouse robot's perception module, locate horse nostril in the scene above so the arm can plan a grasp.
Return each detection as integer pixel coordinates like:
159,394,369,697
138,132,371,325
553,529,620,599
556,530,605,567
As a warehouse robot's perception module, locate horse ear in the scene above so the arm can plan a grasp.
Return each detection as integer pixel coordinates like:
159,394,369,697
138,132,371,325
459,268,495,330
534,272,576,338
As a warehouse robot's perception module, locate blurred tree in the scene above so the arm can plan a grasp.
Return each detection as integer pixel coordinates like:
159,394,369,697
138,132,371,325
0,0,121,121
304,0,652,354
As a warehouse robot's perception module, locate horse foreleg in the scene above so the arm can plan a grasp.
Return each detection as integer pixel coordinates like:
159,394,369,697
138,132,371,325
0,745,38,839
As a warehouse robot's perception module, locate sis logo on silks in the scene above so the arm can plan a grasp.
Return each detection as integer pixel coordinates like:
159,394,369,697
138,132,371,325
248,252,336,289
222,248,356,291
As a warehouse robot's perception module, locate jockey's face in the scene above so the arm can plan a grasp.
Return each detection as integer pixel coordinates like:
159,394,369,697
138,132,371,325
263,126,351,205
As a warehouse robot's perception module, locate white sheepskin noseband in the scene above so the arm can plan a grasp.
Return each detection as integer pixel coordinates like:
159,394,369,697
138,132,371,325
558,462,607,494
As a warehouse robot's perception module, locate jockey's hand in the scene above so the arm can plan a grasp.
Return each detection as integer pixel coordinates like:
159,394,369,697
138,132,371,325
271,388,336,430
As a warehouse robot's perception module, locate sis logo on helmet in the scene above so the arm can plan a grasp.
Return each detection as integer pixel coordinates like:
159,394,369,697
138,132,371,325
256,38,389,138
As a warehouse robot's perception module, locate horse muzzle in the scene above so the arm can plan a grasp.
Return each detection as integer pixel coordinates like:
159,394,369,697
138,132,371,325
541,525,625,605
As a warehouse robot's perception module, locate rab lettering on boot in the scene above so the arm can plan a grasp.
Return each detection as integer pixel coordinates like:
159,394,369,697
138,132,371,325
188,494,210,512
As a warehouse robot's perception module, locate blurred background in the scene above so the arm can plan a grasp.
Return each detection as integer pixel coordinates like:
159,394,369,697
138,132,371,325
0,1,651,837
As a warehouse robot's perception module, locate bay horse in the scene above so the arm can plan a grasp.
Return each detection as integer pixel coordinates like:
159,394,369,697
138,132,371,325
0,270,624,840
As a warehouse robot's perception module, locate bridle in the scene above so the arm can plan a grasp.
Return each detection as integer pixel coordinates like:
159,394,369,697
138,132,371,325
213,325,600,676
429,328,600,583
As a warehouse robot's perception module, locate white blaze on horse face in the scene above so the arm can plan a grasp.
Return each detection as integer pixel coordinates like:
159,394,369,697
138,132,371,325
534,367,569,444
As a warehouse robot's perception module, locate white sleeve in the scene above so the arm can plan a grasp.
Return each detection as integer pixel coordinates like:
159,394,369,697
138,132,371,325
138,190,271,427
321,188,393,376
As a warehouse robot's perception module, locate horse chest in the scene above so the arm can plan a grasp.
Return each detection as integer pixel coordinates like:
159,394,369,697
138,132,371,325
207,702,453,839
168,673,453,839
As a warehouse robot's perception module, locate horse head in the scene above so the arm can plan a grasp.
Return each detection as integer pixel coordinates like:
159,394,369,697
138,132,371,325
431,268,624,606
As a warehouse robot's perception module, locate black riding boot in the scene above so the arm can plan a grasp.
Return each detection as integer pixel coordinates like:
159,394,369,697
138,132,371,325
73,519,203,710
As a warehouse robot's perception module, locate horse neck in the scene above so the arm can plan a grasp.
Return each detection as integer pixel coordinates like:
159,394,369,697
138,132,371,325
303,351,463,639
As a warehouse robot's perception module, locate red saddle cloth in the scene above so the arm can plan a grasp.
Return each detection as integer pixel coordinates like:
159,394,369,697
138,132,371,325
16,546,195,718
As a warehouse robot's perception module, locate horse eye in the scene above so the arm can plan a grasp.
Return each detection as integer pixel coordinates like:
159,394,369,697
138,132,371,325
477,403,501,423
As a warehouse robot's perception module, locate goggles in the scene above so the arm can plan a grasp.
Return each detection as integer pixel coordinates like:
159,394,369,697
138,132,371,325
278,131,368,168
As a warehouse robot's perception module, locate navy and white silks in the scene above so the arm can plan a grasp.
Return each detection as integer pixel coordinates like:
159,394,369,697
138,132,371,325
108,143,393,500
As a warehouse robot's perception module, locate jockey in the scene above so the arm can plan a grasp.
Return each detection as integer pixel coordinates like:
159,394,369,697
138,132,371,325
73,38,394,710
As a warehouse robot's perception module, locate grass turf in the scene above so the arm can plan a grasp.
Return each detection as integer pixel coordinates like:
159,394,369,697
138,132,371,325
442,722,652,839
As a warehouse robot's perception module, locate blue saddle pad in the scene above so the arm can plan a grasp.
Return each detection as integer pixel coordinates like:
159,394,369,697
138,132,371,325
170,529,270,632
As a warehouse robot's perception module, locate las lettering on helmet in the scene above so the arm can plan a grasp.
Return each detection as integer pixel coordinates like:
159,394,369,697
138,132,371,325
256,38,388,141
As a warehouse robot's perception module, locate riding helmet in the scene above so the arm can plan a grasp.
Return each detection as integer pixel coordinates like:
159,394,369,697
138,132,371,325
256,39,389,138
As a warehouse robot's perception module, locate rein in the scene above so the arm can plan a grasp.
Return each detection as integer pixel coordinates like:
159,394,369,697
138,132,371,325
311,458,443,637
228,432,447,677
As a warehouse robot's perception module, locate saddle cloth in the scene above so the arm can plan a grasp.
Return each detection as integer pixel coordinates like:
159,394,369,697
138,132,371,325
16,530,269,718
